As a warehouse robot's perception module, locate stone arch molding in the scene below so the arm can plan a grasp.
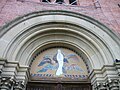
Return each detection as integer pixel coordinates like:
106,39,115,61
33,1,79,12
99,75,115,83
0,10,120,68
0,10,120,89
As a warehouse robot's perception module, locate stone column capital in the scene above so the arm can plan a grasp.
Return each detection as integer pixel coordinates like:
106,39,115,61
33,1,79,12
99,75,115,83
0,77,15,90
94,82,107,90
13,81,25,90
106,79,119,90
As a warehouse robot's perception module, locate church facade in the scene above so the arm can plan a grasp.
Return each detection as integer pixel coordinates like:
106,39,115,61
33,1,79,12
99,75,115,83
0,0,120,90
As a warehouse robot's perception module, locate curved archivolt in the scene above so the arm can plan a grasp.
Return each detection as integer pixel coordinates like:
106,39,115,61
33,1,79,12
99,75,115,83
0,10,120,74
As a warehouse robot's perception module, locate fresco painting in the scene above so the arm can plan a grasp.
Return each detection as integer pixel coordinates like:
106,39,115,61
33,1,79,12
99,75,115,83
30,48,88,80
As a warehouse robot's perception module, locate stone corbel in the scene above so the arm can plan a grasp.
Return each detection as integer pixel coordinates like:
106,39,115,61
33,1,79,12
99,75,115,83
13,81,25,90
0,77,15,90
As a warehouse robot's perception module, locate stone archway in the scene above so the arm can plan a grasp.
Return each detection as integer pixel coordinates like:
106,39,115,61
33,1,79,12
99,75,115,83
0,10,120,90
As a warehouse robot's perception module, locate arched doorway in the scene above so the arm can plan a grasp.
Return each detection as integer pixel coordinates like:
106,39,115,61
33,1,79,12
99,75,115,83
0,10,120,90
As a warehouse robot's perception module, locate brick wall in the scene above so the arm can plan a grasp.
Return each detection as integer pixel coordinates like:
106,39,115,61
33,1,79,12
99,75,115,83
0,0,120,35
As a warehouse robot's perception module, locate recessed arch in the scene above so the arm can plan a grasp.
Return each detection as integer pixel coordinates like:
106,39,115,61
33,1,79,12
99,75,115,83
2,22,104,70
0,10,120,77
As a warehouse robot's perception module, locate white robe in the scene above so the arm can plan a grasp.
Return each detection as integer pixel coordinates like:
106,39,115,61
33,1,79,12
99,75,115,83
56,49,64,76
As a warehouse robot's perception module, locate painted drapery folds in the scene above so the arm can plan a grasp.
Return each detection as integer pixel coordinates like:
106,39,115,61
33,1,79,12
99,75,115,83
30,48,88,81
